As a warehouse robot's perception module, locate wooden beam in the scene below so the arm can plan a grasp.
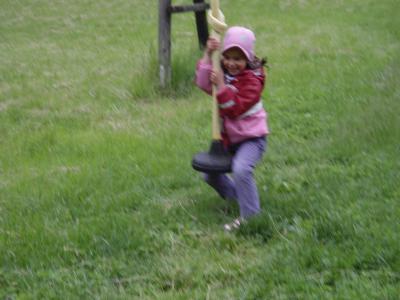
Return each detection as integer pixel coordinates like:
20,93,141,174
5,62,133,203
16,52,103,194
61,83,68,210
158,0,210,87
193,0,209,48
169,3,209,13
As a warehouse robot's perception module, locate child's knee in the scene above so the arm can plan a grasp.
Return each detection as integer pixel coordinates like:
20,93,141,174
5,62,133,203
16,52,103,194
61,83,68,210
232,163,253,180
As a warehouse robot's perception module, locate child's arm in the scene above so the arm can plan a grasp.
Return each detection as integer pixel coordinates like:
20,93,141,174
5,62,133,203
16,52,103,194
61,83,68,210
195,38,220,95
195,60,212,95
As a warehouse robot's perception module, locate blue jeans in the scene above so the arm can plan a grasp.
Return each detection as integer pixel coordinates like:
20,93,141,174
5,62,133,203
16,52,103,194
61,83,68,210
204,136,267,218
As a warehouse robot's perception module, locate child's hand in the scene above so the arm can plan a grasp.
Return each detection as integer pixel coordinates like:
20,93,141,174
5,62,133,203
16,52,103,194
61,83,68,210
210,69,224,88
206,38,220,55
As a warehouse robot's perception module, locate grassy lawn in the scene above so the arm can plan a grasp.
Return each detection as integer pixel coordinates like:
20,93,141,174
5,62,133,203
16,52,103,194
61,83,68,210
1,0,399,298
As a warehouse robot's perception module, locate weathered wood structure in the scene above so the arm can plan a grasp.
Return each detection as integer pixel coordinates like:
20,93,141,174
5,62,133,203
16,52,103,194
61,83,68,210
158,0,210,87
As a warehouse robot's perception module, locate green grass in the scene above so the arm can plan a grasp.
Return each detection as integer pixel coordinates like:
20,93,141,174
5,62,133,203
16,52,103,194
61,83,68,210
1,0,399,298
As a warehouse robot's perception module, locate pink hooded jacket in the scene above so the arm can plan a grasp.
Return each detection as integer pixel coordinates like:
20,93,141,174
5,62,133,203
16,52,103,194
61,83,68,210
195,58,269,145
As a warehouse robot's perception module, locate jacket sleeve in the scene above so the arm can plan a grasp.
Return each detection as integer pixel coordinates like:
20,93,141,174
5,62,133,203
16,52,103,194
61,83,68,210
216,73,263,118
195,59,212,95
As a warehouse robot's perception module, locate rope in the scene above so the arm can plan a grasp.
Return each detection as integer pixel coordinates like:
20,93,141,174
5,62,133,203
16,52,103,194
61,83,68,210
208,0,228,140
207,9,227,33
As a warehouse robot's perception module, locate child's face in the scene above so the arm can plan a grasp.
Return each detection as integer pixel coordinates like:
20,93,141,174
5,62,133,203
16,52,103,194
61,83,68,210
222,47,247,76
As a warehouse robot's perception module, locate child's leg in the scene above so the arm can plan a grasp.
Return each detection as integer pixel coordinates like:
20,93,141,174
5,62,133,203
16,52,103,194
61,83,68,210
232,137,266,218
203,173,237,200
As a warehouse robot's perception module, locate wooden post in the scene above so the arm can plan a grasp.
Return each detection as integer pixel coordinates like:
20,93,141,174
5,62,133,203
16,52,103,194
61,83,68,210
158,0,210,87
193,0,209,49
159,0,172,88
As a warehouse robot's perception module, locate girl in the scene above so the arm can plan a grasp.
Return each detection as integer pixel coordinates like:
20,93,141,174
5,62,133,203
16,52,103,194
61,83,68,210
195,26,270,231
